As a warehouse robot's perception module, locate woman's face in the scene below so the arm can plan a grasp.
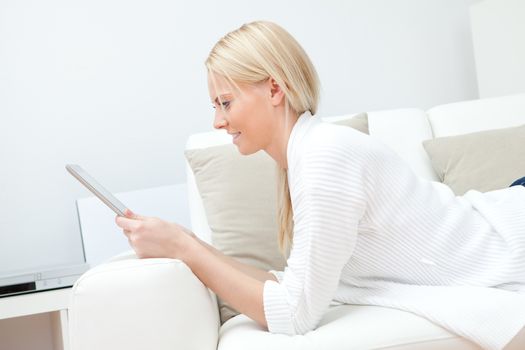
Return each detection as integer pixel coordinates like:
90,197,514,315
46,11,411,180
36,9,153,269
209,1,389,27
207,72,277,155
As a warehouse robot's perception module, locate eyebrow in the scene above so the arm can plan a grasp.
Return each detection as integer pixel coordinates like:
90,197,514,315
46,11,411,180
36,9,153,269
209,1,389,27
212,93,233,105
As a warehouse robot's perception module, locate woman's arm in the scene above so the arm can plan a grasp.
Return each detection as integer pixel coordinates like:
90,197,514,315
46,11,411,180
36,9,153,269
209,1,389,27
115,209,276,329
193,236,278,283
182,235,269,328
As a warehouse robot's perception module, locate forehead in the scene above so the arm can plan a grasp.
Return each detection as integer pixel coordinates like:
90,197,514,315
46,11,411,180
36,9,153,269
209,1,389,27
207,71,259,102
207,72,233,95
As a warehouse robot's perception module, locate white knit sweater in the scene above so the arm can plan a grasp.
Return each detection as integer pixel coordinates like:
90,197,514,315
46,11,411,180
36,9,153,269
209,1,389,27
263,111,525,350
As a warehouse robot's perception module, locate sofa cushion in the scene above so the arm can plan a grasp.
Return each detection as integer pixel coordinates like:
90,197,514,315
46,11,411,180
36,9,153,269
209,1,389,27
184,113,368,324
426,92,525,137
218,304,479,350
422,124,525,195
366,108,438,181
330,111,368,133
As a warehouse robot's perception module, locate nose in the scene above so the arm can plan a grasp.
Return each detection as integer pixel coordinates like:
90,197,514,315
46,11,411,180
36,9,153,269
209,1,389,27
213,112,228,130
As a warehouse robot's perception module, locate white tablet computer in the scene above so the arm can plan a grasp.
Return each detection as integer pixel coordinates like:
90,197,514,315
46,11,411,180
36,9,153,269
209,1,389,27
66,164,128,216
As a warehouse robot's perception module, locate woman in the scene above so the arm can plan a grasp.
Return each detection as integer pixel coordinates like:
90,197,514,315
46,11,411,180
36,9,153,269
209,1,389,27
115,21,525,350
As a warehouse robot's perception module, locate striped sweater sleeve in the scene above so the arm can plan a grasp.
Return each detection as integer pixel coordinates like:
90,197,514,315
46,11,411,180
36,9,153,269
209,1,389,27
263,144,368,335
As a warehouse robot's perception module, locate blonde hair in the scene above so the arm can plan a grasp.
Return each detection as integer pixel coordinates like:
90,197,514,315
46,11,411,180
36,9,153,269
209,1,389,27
205,20,320,255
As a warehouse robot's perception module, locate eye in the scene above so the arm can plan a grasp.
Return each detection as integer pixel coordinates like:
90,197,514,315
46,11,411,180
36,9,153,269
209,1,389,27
211,98,232,109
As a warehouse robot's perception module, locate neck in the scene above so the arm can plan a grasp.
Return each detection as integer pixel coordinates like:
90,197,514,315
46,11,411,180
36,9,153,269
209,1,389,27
264,108,300,170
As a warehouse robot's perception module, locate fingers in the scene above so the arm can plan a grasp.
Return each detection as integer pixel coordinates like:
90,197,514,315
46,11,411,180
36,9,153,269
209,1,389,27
115,215,141,231
124,208,145,220
115,208,148,230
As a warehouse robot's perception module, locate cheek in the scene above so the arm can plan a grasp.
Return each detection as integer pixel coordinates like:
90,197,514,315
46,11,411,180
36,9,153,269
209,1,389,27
245,96,270,127
234,93,271,147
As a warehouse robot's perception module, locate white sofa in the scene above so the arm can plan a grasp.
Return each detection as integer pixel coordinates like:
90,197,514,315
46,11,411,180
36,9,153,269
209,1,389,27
68,93,525,350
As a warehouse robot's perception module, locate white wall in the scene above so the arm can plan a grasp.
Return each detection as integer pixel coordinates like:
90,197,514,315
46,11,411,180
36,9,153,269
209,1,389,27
470,0,525,98
0,0,480,271
0,0,480,348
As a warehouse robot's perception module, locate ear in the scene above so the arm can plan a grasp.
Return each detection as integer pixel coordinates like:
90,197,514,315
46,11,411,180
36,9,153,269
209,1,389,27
268,78,286,107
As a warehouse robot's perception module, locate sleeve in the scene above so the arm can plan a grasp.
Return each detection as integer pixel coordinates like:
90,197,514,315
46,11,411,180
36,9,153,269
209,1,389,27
263,145,368,335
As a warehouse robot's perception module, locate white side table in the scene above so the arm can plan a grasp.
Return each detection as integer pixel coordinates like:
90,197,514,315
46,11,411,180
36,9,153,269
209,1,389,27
0,288,71,350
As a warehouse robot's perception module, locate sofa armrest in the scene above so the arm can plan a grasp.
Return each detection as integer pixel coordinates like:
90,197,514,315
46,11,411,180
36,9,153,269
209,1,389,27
68,256,220,350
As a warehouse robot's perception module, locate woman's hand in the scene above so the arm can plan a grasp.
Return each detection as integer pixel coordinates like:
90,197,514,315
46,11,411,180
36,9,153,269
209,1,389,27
115,208,195,260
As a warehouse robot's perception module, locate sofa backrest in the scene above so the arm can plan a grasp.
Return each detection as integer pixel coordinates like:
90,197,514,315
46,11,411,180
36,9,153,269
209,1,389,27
365,109,438,181
427,92,525,137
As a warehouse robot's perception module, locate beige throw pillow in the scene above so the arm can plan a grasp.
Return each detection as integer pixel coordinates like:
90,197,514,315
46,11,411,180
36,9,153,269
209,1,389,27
184,113,368,324
422,124,525,196
332,112,368,134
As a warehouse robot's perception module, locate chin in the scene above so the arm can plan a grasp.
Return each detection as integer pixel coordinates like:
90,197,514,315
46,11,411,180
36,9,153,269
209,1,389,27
236,144,260,156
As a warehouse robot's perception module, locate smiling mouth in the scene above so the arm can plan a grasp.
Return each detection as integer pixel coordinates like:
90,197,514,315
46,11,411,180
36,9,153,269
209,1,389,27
230,132,241,140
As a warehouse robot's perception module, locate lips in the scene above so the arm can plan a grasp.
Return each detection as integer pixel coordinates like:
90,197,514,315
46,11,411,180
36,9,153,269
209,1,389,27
229,132,241,141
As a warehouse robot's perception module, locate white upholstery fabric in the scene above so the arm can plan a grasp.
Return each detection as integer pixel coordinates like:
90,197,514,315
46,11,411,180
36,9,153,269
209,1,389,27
68,257,220,350
366,108,438,181
427,92,525,137
218,305,480,350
